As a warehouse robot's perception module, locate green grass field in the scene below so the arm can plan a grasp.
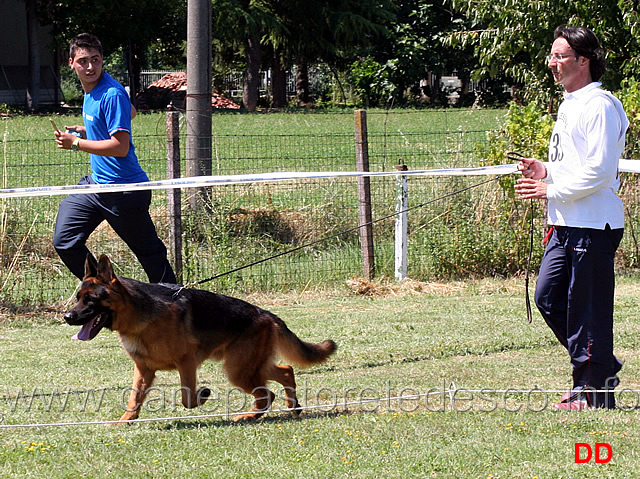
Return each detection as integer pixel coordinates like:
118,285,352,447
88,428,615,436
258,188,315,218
2,108,505,138
1,274,640,478
2,108,639,477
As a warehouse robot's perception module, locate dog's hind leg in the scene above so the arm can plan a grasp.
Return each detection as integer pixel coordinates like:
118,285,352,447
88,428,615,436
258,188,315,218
223,319,277,421
177,356,210,409
265,364,301,417
114,363,156,424
225,364,275,422
232,383,275,422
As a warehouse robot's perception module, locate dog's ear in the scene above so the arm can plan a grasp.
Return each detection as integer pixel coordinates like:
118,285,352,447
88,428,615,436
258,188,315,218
84,254,98,279
97,254,115,283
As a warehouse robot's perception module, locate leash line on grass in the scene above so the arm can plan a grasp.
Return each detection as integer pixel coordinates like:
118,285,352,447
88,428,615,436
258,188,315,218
1,384,632,429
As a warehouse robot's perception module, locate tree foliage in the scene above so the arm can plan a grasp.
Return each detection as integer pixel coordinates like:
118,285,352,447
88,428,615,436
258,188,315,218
348,0,473,107
444,0,640,104
38,0,187,95
618,0,640,80
211,0,394,108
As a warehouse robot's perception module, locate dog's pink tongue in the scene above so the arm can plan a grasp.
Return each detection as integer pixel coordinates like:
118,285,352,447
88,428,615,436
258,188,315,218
72,320,95,341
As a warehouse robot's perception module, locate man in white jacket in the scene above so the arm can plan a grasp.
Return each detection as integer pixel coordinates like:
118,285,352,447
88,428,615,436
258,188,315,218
515,25,629,410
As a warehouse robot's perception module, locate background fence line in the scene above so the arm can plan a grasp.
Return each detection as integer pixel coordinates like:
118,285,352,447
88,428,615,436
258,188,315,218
1,109,639,306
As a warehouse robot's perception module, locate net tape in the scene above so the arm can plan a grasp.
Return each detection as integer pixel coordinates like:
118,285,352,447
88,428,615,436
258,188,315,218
0,164,518,199
2,160,638,199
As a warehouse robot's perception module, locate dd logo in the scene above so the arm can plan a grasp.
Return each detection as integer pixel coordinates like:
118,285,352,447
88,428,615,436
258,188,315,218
575,443,613,464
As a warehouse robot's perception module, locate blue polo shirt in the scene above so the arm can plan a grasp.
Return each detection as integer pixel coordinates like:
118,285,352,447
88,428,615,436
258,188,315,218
83,72,148,184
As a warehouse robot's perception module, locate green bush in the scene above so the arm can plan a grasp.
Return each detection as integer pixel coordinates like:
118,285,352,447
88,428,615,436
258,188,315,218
413,101,556,279
618,78,640,159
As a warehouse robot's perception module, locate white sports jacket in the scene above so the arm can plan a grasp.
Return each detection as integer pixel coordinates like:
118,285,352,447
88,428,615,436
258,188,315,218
545,82,629,229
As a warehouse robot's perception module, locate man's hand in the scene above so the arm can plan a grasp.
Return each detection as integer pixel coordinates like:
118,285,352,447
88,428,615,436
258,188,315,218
54,130,78,150
64,125,87,139
517,157,547,180
515,178,548,199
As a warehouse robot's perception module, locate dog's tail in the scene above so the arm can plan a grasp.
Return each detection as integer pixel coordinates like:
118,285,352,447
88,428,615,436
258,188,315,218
274,317,337,368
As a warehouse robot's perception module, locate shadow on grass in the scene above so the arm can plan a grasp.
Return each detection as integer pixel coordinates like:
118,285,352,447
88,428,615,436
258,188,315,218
156,408,354,431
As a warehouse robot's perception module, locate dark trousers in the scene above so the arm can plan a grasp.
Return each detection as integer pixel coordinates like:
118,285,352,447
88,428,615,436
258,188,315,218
53,176,177,284
534,225,623,390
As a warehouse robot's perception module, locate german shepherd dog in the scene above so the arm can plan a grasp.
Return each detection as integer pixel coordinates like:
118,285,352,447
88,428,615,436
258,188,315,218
64,255,337,423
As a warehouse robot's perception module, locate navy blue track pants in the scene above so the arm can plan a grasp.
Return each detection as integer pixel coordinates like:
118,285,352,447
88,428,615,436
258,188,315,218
534,225,623,390
53,176,177,284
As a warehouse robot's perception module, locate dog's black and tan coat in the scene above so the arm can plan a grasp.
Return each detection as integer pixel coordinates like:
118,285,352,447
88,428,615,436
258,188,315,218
64,255,337,423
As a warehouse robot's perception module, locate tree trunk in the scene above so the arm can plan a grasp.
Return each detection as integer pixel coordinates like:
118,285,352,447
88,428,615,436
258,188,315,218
127,41,143,106
296,61,310,106
25,0,40,111
243,32,261,111
271,52,287,108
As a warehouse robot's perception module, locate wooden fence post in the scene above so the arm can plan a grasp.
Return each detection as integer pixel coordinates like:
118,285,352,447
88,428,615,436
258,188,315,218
166,108,183,283
354,109,375,280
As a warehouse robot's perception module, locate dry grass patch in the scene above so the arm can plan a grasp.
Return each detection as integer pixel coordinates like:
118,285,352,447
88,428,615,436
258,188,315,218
346,276,465,297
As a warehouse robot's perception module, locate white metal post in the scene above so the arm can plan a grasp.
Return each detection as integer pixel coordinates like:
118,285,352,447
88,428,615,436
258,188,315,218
395,163,408,281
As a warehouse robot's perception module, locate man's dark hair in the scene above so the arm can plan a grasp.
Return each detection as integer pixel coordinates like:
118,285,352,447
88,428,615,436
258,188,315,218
554,25,606,82
69,33,103,59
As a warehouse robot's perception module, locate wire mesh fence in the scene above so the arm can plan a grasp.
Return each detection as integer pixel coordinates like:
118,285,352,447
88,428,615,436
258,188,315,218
1,110,638,306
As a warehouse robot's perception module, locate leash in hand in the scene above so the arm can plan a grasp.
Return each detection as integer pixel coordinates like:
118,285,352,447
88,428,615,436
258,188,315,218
507,151,535,323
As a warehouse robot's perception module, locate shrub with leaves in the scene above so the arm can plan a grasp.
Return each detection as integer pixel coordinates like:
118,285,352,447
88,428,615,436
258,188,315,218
618,79,640,160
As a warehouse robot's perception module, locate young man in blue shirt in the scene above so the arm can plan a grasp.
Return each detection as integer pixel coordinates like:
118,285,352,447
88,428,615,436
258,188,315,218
53,33,176,284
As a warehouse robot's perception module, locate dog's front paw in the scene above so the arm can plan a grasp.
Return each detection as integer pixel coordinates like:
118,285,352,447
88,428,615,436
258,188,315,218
106,411,139,426
289,398,302,417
